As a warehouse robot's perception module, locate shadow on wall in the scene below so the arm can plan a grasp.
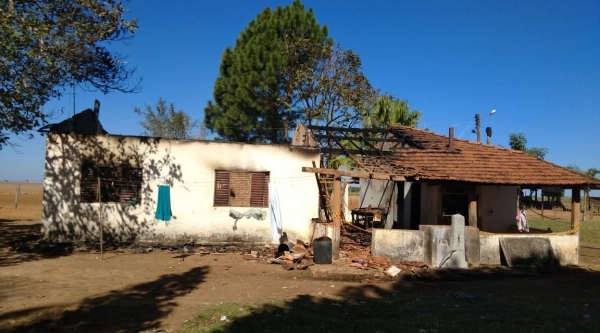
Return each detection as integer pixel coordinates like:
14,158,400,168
42,134,184,243
0,266,209,333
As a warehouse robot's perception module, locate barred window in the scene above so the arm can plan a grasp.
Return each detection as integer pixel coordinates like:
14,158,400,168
214,170,269,207
80,161,143,204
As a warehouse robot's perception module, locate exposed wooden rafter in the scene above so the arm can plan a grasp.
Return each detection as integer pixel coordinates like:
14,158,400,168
302,167,406,181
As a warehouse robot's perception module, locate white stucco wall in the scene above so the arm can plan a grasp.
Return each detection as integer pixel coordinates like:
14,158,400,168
41,133,319,244
371,229,424,262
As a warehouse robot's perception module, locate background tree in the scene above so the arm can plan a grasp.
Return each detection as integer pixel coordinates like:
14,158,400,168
567,165,599,213
281,36,378,167
508,133,548,159
204,0,329,144
0,0,140,148
134,98,199,140
282,39,378,131
567,165,600,178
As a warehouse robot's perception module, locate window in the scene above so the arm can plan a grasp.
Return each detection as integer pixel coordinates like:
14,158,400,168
441,184,468,217
80,161,143,204
214,170,269,207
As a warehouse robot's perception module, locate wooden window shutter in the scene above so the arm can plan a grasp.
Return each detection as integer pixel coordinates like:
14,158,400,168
80,162,98,203
120,166,143,204
214,170,230,206
80,161,143,204
250,172,269,207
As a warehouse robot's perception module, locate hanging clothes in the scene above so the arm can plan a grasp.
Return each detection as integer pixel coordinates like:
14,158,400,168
155,185,172,221
269,183,282,242
516,208,529,232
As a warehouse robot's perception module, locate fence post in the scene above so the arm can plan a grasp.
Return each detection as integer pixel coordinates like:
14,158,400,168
97,177,103,260
14,184,20,209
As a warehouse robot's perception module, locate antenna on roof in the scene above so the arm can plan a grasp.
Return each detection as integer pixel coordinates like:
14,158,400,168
71,83,76,116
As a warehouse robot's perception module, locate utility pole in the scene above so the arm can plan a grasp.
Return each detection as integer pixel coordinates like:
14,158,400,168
475,113,481,143
473,110,496,143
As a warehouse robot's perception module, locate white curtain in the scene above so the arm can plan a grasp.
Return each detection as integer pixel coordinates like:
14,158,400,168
269,183,282,242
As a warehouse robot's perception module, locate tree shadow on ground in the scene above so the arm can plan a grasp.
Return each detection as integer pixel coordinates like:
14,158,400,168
0,219,73,267
184,266,600,333
0,265,209,333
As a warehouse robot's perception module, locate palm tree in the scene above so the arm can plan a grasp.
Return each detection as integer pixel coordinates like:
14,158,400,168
328,95,423,168
586,168,600,178
364,94,422,128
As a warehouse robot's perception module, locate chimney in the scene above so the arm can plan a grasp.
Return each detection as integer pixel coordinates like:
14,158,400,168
449,127,454,149
94,99,101,115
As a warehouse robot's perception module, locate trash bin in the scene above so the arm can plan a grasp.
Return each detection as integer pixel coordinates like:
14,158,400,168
313,236,332,264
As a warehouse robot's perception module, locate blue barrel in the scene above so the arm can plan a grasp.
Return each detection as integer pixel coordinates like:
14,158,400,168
313,236,332,264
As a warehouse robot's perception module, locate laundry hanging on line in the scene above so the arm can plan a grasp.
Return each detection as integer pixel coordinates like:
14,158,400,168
155,185,172,221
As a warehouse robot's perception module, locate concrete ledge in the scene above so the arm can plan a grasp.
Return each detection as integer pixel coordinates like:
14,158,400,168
499,237,559,267
310,263,383,281
480,233,579,266
371,229,424,262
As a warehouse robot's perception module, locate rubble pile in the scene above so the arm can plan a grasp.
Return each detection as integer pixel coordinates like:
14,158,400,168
54,228,434,280
338,227,430,277
243,241,315,270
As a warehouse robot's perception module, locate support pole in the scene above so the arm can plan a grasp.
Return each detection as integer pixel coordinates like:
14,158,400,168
332,177,341,260
572,186,581,229
475,113,481,143
97,177,103,260
541,192,544,220
468,185,477,227
583,187,588,221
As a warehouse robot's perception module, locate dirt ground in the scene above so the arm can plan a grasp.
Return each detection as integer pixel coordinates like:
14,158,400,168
2,183,600,333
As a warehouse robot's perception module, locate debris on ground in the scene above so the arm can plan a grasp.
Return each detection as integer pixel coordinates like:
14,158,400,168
339,228,430,277
385,265,402,277
15,226,431,278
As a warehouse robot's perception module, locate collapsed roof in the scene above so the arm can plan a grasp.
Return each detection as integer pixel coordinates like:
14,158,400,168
296,123,600,189
38,100,107,135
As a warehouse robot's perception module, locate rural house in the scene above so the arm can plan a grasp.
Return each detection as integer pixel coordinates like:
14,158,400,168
301,125,600,266
349,125,600,232
40,107,319,244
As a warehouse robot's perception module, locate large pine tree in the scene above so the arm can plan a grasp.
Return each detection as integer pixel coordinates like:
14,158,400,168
204,0,329,144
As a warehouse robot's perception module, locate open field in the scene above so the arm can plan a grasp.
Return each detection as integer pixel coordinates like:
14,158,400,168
1,182,600,332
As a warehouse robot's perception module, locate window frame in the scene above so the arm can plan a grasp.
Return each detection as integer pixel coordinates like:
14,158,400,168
213,170,269,208
80,161,143,204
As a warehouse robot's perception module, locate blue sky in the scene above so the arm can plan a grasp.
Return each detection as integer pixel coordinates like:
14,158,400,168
2,0,599,182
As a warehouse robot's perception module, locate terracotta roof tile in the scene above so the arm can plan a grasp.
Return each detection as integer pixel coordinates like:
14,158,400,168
357,125,600,188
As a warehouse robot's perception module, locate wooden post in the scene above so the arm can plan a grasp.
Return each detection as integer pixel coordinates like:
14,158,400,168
468,185,477,227
571,186,581,229
541,192,544,220
517,189,520,217
583,187,588,221
97,177,103,260
332,177,341,260
14,184,20,209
